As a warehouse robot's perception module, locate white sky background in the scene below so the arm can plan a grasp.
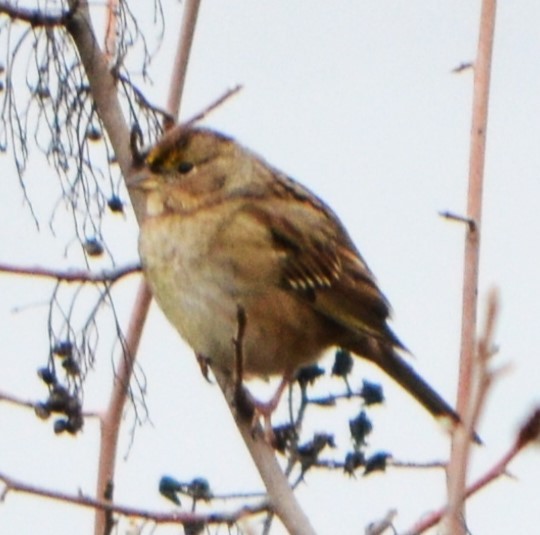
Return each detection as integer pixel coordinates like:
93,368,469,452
1,1,540,534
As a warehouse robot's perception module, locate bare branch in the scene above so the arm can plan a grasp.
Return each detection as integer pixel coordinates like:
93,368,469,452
104,0,119,63
145,85,244,160
403,407,540,535
212,368,317,535
165,0,201,125
94,280,152,535
439,210,476,231
447,0,498,532
455,0,497,418
0,262,141,283
445,290,500,534
0,470,269,526
0,390,36,410
183,84,244,127
0,389,100,419
0,1,74,27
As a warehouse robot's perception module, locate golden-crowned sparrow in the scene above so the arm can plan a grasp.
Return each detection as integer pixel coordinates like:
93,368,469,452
130,126,459,426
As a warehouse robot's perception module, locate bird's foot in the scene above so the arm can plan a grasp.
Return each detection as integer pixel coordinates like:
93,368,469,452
195,353,213,383
234,376,291,447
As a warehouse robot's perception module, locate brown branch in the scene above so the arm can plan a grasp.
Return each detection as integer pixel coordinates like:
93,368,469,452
403,408,540,535
0,1,74,27
0,390,100,419
183,84,243,127
94,280,152,535
148,85,244,159
212,369,317,535
104,0,119,64
0,470,268,526
447,0,497,532
438,210,476,231
445,290,499,534
117,74,175,125
456,0,497,416
164,0,202,127
0,390,35,410
64,0,138,215
0,262,141,283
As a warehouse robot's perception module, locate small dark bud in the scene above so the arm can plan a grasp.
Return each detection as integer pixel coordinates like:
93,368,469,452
364,452,391,476
35,402,51,420
107,195,124,213
62,357,80,376
53,418,68,434
272,423,297,453
159,476,183,505
332,349,353,378
53,341,73,358
65,413,84,434
37,367,56,385
83,238,104,257
344,451,365,475
86,125,102,141
188,478,212,501
349,410,373,447
360,380,384,406
34,85,50,99
46,388,69,413
296,433,335,471
296,365,325,387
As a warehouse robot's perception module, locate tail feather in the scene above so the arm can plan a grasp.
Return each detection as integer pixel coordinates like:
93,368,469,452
345,336,459,423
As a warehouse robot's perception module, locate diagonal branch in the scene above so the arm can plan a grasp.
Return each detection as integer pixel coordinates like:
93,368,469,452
403,407,540,535
0,1,75,27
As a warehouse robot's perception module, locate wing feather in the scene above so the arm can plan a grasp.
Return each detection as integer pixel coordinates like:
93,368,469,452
245,198,404,349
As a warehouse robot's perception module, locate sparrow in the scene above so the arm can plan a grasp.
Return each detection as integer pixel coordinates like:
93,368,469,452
129,125,460,430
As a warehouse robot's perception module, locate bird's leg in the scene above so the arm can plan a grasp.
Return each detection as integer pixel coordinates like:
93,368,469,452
253,373,292,443
232,305,255,420
235,373,293,447
232,304,291,445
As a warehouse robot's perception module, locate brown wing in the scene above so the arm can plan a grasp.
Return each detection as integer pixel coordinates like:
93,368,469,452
247,197,404,349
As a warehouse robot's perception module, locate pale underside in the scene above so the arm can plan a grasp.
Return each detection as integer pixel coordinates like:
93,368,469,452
140,201,340,377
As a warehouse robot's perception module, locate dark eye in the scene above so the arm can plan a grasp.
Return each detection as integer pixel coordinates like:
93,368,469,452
177,161,194,174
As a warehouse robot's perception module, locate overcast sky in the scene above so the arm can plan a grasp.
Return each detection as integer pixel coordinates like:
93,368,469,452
1,2,540,534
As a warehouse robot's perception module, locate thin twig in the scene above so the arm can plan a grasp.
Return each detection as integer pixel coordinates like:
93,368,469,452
403,407,540,535
0,470,269,526
104,0,119,64
0,262,141,283
0,390,100,419
0,1,74,26
445,291,499,534
165,0,202,126
183,84,243,127
94,281,152,535
146,85,244,158
439,210,476,231
0,391,35,410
